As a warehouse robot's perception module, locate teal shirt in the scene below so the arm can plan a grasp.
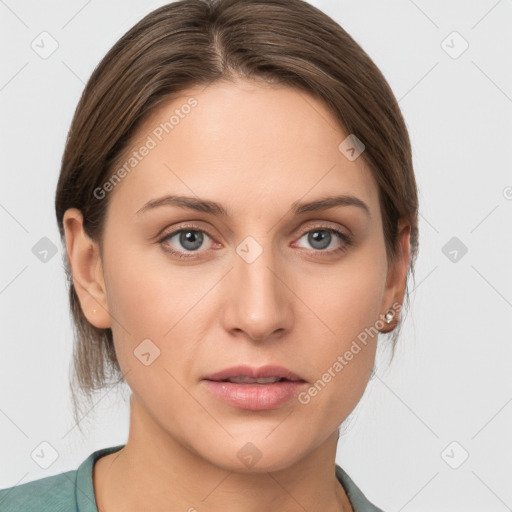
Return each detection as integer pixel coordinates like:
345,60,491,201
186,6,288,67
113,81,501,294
0,445,384,511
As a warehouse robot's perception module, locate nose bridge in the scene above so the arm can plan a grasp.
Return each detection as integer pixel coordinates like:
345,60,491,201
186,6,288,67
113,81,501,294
226,236,292,340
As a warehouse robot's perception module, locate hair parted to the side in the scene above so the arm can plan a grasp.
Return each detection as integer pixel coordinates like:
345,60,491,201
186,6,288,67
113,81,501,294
55,0,419,428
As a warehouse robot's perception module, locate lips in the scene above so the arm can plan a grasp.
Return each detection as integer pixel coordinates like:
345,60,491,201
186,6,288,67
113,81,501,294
202,364,306,384
201,365,308,410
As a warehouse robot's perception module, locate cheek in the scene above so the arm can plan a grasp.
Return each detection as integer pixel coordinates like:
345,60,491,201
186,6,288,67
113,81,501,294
104,245,192,335
292,246,387,422
103,246,218,381
103,256,198,410
302,244,388,345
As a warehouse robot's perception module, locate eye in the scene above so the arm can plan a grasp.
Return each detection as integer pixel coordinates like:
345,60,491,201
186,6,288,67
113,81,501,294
294,226,352,255
159,225,215,258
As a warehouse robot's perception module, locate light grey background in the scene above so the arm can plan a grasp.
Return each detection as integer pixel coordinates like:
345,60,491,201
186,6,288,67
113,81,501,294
1,1,511,510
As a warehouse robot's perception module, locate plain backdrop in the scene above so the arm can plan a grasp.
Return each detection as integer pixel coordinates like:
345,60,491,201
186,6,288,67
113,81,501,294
1,1,511,511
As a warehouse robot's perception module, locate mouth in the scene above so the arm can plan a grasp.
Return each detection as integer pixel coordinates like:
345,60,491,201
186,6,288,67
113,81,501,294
201,365,307,411
202,364,306,384
216,376,292,384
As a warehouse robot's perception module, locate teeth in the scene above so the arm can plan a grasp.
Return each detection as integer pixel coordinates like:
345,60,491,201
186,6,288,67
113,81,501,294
226,376,282,384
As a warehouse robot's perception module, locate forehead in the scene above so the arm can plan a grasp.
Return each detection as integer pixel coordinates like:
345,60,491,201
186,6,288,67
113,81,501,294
106,79,379,219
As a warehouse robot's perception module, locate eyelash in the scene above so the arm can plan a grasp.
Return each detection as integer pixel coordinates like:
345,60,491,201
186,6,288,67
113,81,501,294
158,223,353,259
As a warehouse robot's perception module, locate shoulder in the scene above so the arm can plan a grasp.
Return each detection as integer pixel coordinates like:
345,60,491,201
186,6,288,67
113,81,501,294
0,469,78,512
0,444,125,512
335,464,386,512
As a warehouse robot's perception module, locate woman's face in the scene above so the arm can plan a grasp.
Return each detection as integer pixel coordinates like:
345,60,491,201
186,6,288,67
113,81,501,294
67,78,409,472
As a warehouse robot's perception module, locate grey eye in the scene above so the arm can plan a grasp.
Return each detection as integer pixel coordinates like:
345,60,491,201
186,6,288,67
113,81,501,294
162,229,210,252
306,230,332,250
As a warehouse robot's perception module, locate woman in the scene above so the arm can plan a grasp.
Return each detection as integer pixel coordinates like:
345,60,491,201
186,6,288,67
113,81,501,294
0,0,418,510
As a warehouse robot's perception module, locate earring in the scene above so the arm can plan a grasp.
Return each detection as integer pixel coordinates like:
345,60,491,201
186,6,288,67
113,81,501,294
384,308,395,324
92,308,97,314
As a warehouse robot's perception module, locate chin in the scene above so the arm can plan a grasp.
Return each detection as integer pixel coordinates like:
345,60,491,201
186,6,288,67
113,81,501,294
192,431,314,474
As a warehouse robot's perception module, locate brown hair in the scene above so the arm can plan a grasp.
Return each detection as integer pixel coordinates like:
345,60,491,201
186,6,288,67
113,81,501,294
55,0,419,426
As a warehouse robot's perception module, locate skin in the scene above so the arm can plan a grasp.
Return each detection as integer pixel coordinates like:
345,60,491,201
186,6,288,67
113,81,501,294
63,78,411,512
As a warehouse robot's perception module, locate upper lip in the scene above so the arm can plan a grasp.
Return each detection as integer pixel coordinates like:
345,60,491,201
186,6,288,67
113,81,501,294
203,365,306,382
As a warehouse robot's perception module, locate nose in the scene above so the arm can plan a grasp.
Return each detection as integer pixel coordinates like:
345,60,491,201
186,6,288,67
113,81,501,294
222,243,294,342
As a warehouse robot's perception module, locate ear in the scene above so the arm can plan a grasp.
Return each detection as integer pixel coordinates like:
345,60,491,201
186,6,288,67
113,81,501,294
378,218,411,333
63,208,111,329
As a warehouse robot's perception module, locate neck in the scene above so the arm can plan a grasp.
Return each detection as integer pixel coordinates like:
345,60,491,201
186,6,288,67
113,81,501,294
94,394,353,512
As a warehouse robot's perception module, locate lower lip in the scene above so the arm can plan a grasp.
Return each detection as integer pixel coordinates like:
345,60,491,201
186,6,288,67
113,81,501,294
202,380,307,410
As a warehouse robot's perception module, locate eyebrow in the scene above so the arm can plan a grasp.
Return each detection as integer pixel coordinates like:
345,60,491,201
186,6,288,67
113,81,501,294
136,194,371,218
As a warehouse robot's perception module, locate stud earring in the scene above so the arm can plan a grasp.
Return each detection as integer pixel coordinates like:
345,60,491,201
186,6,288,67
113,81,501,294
384,308,395,324
92,308,97,314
